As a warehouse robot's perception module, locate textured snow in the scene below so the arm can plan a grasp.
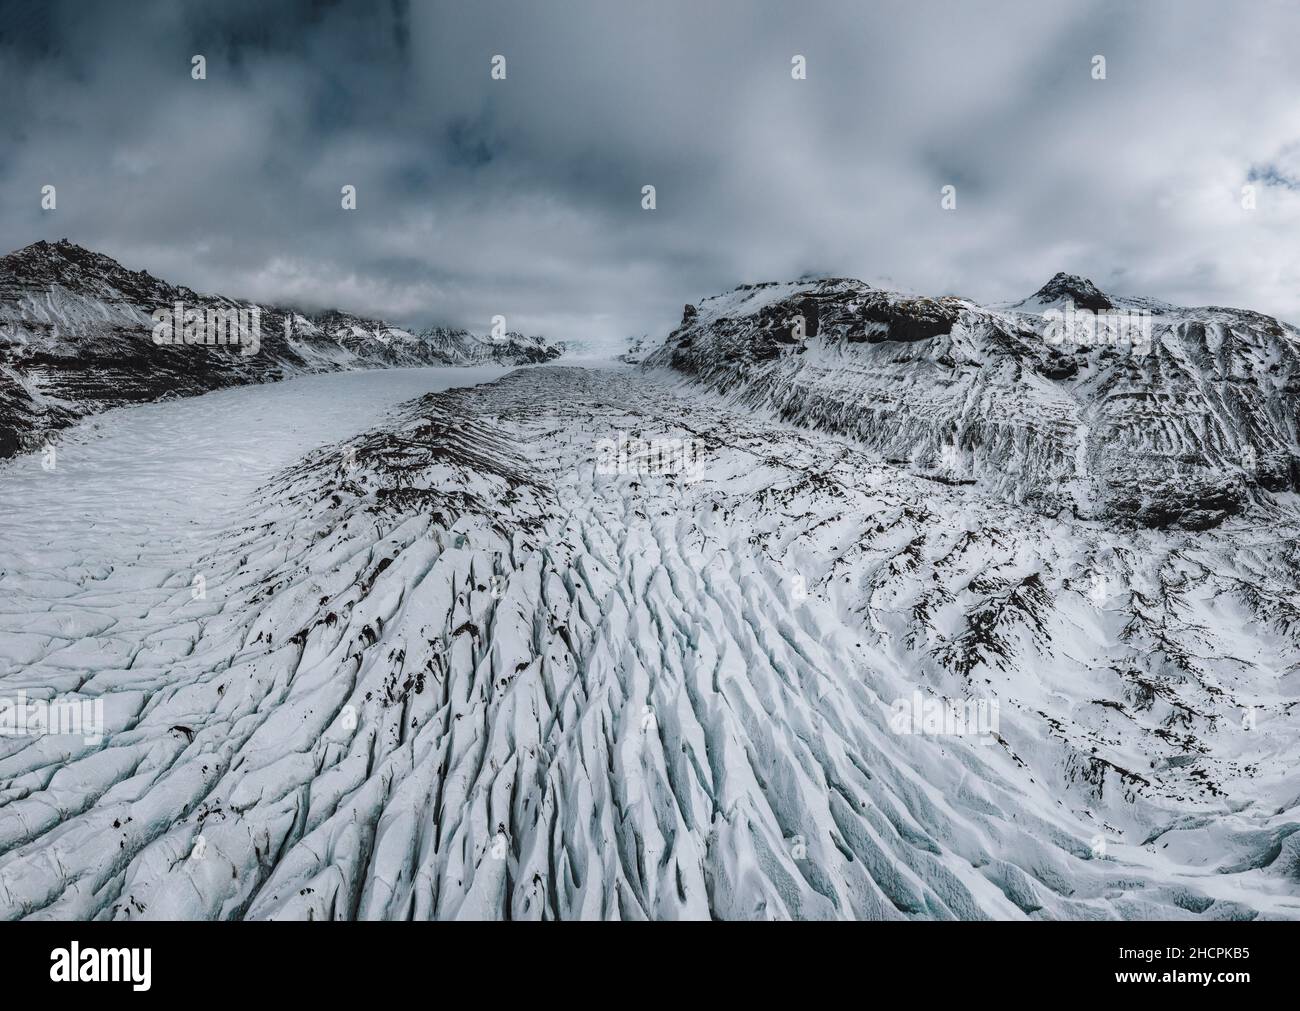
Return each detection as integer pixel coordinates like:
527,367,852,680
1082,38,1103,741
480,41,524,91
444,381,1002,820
2,364,1296,920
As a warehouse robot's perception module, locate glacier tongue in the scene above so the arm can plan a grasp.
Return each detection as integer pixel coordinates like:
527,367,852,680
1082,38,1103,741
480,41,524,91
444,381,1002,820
1,365,1297,920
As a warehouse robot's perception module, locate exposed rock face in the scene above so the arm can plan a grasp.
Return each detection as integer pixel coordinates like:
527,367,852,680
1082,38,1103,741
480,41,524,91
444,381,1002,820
858,291,959,344
645,276,1300,531
0,240,561,457
1028,272,1113,313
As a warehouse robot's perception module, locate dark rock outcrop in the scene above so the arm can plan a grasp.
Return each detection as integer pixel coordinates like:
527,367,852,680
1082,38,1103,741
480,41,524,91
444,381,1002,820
1030,272,1113,312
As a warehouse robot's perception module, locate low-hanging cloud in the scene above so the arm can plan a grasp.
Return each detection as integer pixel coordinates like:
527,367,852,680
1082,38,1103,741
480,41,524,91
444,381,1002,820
4,0,1300,345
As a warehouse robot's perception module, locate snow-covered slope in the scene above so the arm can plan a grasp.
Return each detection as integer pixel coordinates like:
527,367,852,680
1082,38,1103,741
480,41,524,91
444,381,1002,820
644,275,1300,530
2,365,1296,920
616,334,654,364
413,325,559,366
0,240,561,457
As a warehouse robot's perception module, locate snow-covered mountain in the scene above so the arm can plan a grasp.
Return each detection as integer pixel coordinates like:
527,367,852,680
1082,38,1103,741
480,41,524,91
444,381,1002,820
0,240,561,457
616,334,653,364
2,266,1298,921
645,275,1300,531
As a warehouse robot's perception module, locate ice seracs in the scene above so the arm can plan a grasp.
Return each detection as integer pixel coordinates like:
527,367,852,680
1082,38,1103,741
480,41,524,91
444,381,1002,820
2,365,1296,920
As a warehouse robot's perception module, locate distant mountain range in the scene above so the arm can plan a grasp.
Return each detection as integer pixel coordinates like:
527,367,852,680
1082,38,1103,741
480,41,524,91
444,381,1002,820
0,240,561,457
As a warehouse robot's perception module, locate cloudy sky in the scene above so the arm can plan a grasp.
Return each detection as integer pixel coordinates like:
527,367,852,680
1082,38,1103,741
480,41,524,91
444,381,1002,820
4,0,1300,345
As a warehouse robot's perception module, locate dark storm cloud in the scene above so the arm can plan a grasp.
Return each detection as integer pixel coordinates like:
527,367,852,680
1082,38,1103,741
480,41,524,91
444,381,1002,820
4,0,1300,344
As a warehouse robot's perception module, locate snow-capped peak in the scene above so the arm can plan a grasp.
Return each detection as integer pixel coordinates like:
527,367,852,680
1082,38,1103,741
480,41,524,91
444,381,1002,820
1021,272,1112,312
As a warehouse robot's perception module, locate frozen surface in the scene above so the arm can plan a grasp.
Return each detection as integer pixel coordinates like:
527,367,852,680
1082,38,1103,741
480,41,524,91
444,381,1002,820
1,365,1296,920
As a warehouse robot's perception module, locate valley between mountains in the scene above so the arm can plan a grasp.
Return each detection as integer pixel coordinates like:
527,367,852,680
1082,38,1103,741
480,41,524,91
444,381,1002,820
1,363,1297,920
2,243,1299,920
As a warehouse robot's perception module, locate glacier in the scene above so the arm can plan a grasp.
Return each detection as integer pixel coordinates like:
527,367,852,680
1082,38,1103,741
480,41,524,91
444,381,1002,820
1,357,1297,920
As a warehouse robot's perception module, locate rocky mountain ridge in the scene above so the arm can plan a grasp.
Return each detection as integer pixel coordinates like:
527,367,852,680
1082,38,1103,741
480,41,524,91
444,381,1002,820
645,274,1300,530
0,240,561,457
